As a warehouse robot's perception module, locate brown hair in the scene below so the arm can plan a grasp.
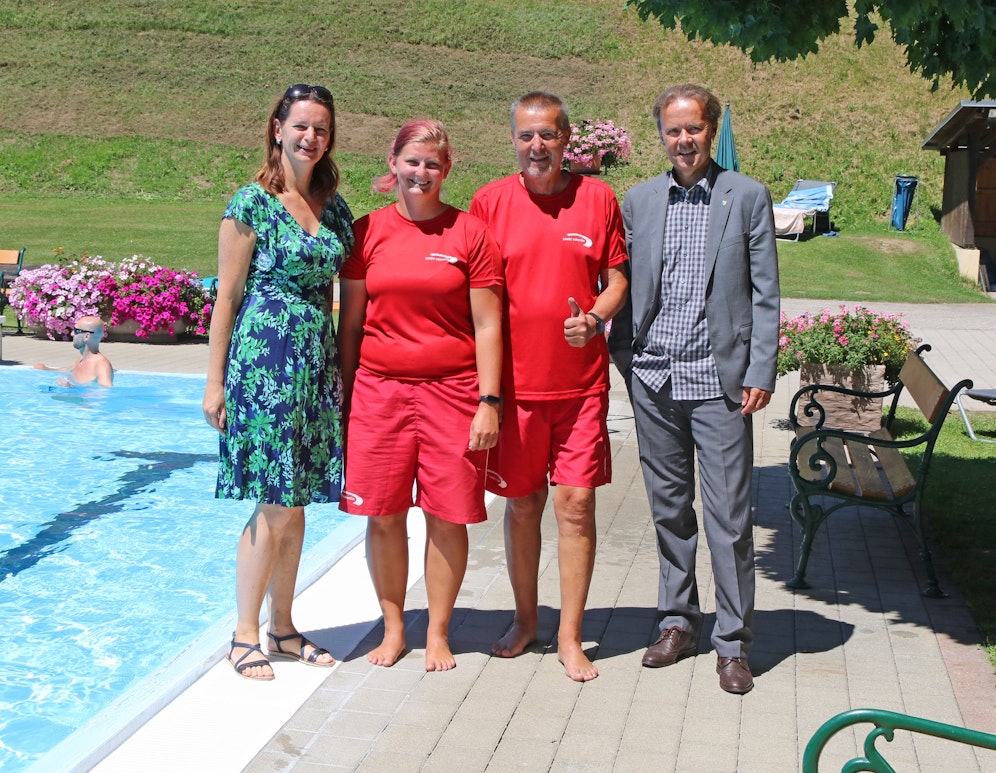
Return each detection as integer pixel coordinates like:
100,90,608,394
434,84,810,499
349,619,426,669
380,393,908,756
255,88,339,203
653,84,722,137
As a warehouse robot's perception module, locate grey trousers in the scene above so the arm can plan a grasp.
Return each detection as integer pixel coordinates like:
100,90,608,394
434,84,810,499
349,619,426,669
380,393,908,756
630,377,756,657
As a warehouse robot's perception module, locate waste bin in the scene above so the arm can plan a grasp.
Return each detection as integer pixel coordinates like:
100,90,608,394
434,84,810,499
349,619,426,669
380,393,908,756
891,174,918,231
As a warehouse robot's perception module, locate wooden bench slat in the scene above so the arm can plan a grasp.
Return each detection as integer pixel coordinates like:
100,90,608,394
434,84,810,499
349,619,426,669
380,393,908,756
899,355,948,424
823,438,859,495
842,439,892,500
867,428,917,497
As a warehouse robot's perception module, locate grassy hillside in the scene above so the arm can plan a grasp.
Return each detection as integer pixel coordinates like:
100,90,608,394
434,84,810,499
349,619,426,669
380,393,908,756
0,1,978,274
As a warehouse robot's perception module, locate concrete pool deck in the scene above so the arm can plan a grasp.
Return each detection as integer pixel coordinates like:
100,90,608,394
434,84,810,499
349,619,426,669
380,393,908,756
3,299,995,772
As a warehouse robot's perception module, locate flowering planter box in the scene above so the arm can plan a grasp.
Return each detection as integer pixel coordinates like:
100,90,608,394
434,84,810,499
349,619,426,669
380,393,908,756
7,255,211,341
564,119,631,172
779,304,918,380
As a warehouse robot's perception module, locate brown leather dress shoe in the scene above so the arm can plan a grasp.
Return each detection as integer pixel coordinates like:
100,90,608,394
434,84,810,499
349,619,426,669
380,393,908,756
716,656,754,694
641,626,697,668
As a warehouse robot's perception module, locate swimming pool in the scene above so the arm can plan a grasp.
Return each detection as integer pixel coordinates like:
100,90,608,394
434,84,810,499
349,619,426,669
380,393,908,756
0,368,363,772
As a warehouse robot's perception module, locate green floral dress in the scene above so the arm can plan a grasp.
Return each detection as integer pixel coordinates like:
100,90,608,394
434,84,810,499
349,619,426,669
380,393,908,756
217,182,353,506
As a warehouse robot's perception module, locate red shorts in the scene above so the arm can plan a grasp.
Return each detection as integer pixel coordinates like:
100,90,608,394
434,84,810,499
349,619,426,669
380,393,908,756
342,368,488,524
486,391,611,498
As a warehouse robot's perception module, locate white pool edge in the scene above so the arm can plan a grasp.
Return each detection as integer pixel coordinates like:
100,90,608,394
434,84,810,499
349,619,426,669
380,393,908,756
30,516,377,773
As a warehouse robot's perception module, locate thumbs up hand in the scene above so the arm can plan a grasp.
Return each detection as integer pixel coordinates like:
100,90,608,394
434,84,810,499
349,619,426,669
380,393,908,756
564,296,593,348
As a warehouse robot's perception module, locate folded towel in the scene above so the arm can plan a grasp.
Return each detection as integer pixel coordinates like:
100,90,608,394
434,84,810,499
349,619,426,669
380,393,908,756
773,208,808,235
775,185,833,210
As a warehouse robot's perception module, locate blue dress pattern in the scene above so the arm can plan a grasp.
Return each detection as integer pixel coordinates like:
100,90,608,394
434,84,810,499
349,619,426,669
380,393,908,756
217,182,353,506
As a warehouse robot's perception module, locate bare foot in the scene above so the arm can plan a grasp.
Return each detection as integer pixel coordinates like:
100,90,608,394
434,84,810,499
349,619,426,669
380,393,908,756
367,631,406,667
491,619,537,658
558,640,598,682
425,633,456,671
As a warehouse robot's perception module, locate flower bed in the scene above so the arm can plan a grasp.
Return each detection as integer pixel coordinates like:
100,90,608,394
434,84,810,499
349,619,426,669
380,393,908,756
778,305,919,385
563,119,632,169
8,254,212,340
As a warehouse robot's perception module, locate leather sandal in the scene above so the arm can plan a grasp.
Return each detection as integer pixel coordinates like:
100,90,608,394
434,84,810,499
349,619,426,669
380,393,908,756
267,631,336,667
227,637,275,681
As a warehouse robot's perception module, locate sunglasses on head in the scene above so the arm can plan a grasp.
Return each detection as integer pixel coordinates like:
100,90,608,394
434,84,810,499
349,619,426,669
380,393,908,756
283,84,333,105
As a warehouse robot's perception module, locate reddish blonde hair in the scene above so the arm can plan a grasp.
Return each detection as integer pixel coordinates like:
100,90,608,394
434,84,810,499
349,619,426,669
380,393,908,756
373,119,453,193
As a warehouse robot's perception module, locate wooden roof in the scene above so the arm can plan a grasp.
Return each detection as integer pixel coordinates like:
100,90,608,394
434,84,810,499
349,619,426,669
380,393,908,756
922,100,996,155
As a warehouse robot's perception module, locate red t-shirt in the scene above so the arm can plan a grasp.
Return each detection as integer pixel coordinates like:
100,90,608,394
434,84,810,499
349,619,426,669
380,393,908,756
470,173,627,399
340,204,503,381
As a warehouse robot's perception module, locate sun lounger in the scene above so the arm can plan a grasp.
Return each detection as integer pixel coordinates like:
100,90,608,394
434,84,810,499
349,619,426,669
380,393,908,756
773,181,836,240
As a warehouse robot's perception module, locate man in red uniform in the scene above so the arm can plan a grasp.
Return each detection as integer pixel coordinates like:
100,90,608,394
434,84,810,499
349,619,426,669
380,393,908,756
470,91,628,681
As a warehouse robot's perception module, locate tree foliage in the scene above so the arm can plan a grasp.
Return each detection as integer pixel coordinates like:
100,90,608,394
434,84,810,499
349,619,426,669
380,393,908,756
626,0,996,99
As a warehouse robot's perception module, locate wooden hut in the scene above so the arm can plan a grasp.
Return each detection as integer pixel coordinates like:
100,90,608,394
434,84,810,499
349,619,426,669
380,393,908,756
922,100,996,287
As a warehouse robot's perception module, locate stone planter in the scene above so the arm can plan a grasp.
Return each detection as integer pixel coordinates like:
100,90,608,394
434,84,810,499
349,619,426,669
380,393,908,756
24,319,190,342
24,324,54,339
106,318,188,343
570,154,602,174
795,363,887,434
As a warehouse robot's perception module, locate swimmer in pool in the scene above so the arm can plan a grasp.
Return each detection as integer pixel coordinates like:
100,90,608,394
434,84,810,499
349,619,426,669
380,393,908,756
34,315,114,387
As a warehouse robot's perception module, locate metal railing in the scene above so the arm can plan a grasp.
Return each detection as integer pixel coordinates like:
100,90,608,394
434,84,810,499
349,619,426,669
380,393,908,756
803,708,996,772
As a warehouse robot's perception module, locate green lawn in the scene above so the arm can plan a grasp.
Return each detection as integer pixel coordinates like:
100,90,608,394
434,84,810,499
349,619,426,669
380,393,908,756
2,192,988,303
895,408,996,663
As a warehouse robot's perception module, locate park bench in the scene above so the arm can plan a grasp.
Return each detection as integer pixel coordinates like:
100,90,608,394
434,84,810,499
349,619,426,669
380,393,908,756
787,345,972,597
803,708,996,772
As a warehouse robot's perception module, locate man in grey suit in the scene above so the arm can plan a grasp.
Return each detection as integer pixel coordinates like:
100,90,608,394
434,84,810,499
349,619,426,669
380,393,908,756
608,84,779,694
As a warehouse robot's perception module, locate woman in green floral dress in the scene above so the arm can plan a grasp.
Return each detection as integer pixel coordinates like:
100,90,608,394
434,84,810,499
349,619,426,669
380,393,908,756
202,84,353,681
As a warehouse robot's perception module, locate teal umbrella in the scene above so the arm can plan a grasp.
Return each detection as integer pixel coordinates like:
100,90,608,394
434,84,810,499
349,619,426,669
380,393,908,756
716,103,739,172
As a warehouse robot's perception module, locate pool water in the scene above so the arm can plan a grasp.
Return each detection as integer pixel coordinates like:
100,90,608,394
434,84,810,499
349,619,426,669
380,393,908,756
0,368,362,772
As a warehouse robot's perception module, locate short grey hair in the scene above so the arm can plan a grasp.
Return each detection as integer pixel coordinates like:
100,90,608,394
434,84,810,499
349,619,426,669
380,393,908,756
510,91,570,135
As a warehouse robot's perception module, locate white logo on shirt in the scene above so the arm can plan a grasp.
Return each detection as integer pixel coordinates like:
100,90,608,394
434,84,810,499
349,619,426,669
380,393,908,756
486,470,508,489
342,491,364,505
426,253,460,264
563,233,593,248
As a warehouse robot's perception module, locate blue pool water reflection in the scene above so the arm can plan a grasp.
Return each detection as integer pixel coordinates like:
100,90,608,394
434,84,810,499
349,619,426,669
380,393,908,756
0,368,361,771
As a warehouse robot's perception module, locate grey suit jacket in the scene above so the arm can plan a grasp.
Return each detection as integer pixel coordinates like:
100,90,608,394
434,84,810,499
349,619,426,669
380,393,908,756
608,163,780,401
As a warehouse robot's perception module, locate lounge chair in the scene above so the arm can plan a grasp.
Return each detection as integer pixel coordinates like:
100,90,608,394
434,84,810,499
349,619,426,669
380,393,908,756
956,387,996,443
200,274,219,301
0,247,26,333
773,181,836,240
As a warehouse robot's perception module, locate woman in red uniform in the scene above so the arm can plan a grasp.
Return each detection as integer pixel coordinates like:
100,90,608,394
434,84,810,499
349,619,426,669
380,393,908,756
338,120,503,671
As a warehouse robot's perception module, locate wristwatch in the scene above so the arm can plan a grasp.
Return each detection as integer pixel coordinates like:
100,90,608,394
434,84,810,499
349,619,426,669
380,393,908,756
586,311,605,335
479,394,501,406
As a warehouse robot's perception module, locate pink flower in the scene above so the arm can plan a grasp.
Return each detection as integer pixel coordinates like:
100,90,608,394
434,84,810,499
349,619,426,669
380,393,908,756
564,119,632,166
8,254,211,339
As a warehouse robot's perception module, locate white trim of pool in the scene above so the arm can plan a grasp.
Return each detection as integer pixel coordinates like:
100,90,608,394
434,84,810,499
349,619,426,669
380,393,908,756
46,501,491,773
33,515,379,773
